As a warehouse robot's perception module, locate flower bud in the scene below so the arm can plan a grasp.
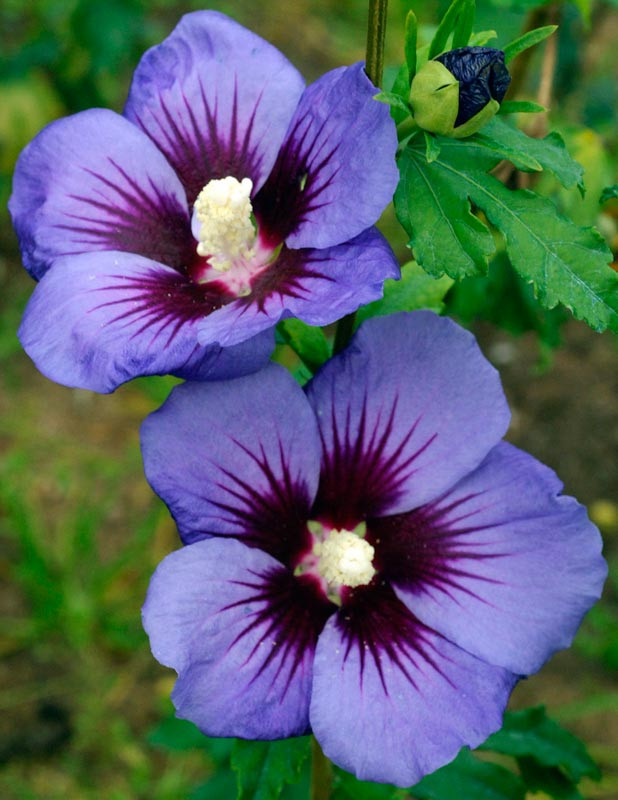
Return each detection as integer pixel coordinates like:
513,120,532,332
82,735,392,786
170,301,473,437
410,46,511,139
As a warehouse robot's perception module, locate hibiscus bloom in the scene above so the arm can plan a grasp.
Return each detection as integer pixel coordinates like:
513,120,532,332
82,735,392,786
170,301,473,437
10,11,398,393
140,311,606,786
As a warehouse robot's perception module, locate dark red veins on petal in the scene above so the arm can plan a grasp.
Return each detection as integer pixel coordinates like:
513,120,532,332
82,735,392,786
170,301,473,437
93,268,233,349
337,581,455,695
55,158,194,270
253,115,340,245
244,246,335,311
313,391,437,529
132,78,264,205
225,567,335,699
369,491,507,603
207,436,314,567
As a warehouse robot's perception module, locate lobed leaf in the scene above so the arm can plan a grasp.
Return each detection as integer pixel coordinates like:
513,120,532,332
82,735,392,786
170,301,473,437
395,138,618,332
480,706,601,783
231,738,311,800
411,749,526,800
472,117,585,189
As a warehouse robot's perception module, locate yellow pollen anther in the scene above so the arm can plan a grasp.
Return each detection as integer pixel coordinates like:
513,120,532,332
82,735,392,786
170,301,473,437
316,528,376,589
193,176,256,271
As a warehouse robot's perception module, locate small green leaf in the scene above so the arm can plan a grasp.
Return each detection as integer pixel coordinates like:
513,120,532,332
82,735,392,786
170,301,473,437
231,738,311,800
498,100,547,114
424,131,442,162
355,261,453,328
385,63,412,124
429,0,468,58
600,184,618,204
503,25,557,64
452,0,475,48
404,11,418,79
480,706,601,783
517,757,583,800
375,90,411,114
412,749,526,800
277,319,331,373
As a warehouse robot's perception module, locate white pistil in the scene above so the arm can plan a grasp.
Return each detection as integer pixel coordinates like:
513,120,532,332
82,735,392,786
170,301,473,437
316,528,376,589
193,176,256,272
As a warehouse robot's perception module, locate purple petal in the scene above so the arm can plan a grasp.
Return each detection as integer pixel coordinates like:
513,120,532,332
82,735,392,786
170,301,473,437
305,312,510,526
310,583,516,787
255,63,398,249
9,109,191,281
383,441,607,675
18,251,273,393
141,366,321,565
143,538,334,739
196,228,399,347
124,10,305,203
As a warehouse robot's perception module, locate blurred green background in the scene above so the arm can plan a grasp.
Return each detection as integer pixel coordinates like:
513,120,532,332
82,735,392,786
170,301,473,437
0,1,617,797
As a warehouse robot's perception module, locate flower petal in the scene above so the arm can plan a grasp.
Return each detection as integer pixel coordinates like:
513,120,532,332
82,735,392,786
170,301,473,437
196,228,399,347
9,109,191,281
383,441,607,674
143,538,334,739
310,583,516,787
18,251,273,393
124,10,305,203
255,63,398,249
305,312,510,526
141,365,321,565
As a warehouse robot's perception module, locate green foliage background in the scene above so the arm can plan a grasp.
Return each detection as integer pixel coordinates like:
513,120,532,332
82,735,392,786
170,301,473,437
0,1,617,798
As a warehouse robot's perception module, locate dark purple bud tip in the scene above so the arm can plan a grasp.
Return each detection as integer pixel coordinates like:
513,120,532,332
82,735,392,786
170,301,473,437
435,46,511,127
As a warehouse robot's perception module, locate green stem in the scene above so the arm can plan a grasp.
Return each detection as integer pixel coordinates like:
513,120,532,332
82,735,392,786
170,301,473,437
365,0,389,88
311,736,334,800
333,0,389,354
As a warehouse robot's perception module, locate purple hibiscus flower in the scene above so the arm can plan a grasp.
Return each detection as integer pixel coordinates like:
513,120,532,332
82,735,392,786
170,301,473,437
10,11,399,393
140,311,606,786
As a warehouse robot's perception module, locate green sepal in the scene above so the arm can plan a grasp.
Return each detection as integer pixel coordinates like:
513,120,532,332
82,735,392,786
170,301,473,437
450,99,500,138
498,100,547,114
409,61,460,136
404,11,418,79
503,25,557,64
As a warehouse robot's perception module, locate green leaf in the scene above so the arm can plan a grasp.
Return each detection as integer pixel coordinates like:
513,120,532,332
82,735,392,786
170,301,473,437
503,25,557,64
480,706,601,783
332,769,398,799
375,90,411,114
404,11,418,79
385,63,412,125
424,131,442,162
395,139,618,332
452,0,475,48
356,261,453,327
277,319,331,373
429,0,468,58
412,749,526,800
472,118,585,189
600,184,618,204
517,757,583,800
147,715,207,752
231,738,311,800
395,143,496,278
498,100,547,114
